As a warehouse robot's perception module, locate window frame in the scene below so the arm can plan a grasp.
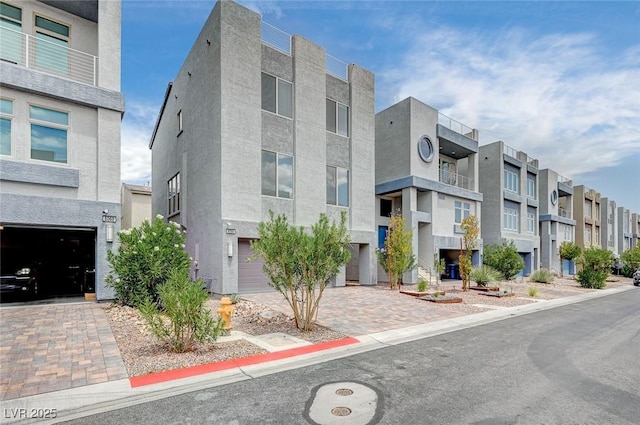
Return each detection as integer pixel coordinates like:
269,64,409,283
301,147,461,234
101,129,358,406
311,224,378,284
29,103,69,164
380,198,393,217
326,165,350,207
585,226,592,243
33,13,70,75
526,211,535,233
503,205,519,231
167,173,181,217
261,72,293,119
0,97,14,156
454,200,471,224
177,110,183,135
261,150,294,199
527,175,536,199
0,1,23,64
503,168,519,193
326,98,349,137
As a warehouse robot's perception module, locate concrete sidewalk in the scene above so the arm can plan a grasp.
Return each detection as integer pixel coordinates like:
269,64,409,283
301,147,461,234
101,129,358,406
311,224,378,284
0,284,635,425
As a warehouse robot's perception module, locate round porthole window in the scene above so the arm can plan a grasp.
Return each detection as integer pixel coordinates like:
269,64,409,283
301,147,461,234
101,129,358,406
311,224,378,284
551,190,558,205
418,136,434,163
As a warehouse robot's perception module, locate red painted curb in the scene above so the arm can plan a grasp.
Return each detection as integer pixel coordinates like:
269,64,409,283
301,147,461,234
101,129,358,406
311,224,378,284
129,336,359,388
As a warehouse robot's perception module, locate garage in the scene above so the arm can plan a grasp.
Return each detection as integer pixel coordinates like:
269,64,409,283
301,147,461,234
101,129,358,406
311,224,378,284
0,225,96,301
237,239,273,294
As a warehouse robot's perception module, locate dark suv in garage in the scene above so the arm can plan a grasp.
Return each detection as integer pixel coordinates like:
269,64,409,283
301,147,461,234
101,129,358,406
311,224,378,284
0,263,39,300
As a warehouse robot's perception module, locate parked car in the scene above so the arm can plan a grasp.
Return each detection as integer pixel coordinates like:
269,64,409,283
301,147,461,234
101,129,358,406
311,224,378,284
0,265,39,298
633,269,640,287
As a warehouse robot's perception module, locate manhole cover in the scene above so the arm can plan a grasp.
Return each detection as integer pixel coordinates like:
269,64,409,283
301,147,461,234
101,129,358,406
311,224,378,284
331,407,352,416
335,388,354,396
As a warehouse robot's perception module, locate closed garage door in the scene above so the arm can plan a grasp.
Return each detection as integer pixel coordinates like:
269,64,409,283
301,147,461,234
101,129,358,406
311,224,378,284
238,240,273,294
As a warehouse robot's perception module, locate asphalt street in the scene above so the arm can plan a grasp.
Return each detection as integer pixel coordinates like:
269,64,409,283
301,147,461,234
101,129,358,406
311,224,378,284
63,289,640,425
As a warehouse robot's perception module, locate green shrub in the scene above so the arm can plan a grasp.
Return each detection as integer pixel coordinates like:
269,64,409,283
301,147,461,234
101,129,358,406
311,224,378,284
621,245,640,271
139,270,224,353
470,266,501,287
530,269,555,284
528,286,539,297
576,269,608,289
621,264,635,278
576,246,614,289
417,278,428,292
483,240,525,280
106,215,191,308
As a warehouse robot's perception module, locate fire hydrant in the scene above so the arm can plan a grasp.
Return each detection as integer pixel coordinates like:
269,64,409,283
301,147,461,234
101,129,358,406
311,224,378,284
217,297,235,330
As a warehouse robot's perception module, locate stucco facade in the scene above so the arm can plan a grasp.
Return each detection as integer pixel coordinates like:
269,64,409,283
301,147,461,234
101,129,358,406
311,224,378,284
617,206,632,254
121,184,152,230
0,0,124,300
600,197,618,256
572,185,602,250
374,97,483,283
150,0,376,294
478,141,540,276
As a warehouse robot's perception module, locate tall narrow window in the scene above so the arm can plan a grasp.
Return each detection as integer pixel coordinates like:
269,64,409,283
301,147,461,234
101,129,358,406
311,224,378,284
326,99,349,137
0,2,22,64
326,165,349,206
527,174,536,199
261,150,293,199
454,201,470,224
177,110,183,135
0,98,13,156
380,199,393,217
527,207,536,233
30,105,68,163
585,227,592,244
503,168,519,193
261,73,293,118
584,200,592,218
168,173,180,216
34,15,69,75
503,201,519,231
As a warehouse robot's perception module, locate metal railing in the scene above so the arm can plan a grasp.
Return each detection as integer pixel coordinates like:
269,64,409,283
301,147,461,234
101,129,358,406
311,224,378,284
1,27,97,86
503,144,519,159
261,21,349,81
439,168,474,190
558,207,569,218
437,112,477,140
261,21,291,55
558,174,571,184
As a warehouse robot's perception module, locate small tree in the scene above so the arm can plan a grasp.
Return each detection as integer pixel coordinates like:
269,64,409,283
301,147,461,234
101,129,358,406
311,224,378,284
483,240,525,280
106,215,191,308
250,211,351,331
377,212,416,289
559,241,581,277
459,215,480,291
576,246,614,289
620,245,640,271
139,270,224,353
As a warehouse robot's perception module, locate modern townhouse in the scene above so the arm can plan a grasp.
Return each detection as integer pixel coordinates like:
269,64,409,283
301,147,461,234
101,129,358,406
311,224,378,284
617,206,632,254
120,183,151,230
374,97,483,283
0,0,123,300
538,169,576,274
478,141,540,276
572,185,601,250
632,213,640,249
149,0,377,294
600,197,618,256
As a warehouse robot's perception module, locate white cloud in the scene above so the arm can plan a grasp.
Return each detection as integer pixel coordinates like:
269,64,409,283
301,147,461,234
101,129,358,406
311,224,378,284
121,99,157,184
381,26,640,179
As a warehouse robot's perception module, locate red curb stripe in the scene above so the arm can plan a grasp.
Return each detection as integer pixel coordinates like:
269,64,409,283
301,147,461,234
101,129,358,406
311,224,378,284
129,336,359,388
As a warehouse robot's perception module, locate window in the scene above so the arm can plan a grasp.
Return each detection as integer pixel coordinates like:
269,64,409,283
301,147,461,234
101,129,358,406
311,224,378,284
595,227,600,244
563,224,572,241
584,200,592,218
168,173,180,216
261,73,293,118
527,175,536,199
417,136,434,162
585,227,592,244
29,105,68,163
0,98,12,156
34,15,69,75
0,2,22,64
527,208,536,233
380,199,392,217
326,165,349,207
440,160,457,185
503,168,519,193
454,201,470,224
261,150,293,199
503,202,519,231
326,99,349,137
177,110,183,135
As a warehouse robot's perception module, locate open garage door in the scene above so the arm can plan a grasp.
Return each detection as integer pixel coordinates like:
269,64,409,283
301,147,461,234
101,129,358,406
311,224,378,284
237,239,273,294
0,226,95,301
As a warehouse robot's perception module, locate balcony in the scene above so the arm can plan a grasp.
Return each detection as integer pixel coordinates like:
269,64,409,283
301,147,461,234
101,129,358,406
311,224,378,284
558,207,569,218
1,27,97,86
439,168,474,190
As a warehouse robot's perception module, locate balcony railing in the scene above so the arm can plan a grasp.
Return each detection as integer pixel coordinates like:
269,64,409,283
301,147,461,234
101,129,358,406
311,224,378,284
1,27,97,85
439,168,474,190
261,21,348,81
558,207,569,218
437,112,477,141
504,144,519,159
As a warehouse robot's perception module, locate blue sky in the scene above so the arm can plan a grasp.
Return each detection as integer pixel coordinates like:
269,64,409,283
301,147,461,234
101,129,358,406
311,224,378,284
121,0,640,213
